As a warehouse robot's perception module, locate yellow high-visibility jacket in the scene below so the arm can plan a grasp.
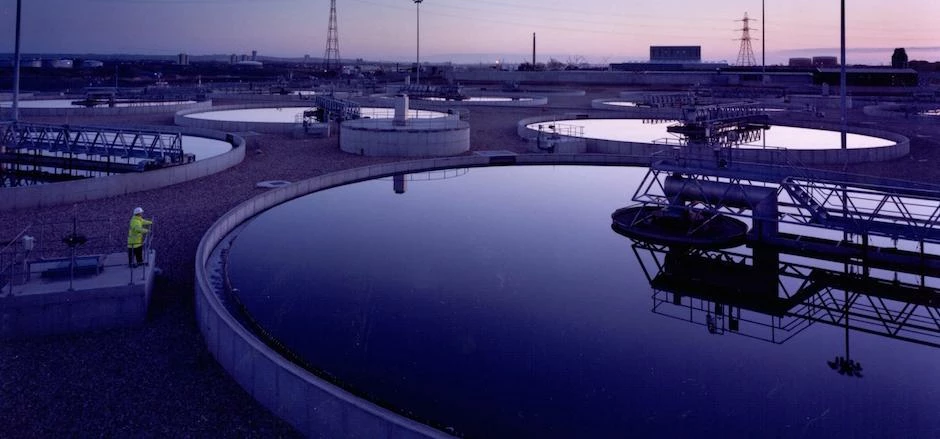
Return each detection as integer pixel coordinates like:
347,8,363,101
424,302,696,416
127,216,153,249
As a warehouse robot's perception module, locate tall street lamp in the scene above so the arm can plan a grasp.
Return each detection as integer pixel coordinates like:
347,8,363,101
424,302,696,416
840,0,847,151
414,0,423,86
12,0,22,122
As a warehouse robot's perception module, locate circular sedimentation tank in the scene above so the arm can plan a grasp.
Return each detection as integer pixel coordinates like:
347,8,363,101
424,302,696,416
175,104,452,134
198,160,940,438
517,116,909,164
1,127,242,210
1,98,210,116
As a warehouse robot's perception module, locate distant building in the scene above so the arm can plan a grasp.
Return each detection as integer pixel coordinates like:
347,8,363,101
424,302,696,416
81,60,104,68
812,56,839,67
230,54,238,64
891,48,908,68
815,67,918,87
650,46,702,63
788,57,813,67
177,53,189,65
251,50,258,61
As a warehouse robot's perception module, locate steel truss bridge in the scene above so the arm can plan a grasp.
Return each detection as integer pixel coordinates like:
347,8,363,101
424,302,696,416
397,84,466,101
622,153,940,354
631,157,940,260
0,122,192,174
312,95,361,121
666,103,771,148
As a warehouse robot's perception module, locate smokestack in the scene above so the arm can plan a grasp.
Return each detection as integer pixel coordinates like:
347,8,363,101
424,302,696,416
532,33,536,66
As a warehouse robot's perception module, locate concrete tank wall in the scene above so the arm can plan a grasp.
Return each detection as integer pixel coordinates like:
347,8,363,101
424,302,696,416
1,127,244,212
8,100,211,117
340,118,470,157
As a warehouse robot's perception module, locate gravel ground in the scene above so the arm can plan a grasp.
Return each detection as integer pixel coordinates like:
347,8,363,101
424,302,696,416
1,89,938,437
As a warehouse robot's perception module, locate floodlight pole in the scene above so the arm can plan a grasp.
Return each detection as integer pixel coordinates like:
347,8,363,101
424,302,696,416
414,0,423,86
840,0,847,150
12,0,23,122
761,0,765,73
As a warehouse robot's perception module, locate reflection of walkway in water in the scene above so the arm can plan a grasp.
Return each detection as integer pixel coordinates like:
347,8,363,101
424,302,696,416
629,240,940,349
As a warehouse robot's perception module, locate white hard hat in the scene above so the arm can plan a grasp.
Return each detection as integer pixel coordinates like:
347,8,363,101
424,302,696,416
133,207,144,215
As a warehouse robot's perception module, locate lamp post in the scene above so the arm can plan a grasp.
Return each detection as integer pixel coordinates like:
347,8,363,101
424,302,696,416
12,0,22,122
840,0,847,151
414,0,423,86
761,0,765,73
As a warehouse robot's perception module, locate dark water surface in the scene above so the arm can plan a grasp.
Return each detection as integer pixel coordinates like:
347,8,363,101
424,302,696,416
225,166,940,438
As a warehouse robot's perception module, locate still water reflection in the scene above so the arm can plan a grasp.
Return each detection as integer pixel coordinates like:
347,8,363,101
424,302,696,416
224,166,940,438
526,119,893,150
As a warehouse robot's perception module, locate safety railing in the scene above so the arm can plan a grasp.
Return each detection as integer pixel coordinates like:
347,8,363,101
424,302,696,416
0,215,155,297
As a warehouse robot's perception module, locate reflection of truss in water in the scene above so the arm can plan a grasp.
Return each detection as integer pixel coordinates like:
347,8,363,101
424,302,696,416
632,240,940,348
0,167,88,187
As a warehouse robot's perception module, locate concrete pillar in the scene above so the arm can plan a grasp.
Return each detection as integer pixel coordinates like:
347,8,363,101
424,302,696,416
394,94,409,126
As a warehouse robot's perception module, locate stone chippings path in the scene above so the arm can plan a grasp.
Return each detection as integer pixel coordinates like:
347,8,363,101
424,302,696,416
1,91,938,436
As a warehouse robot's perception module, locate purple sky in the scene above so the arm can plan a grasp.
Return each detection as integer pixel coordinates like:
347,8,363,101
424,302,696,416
2,0,938,65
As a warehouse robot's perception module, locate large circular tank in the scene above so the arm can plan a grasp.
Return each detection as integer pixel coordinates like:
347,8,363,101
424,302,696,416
1,126,242,210
517,115,909,165
0,98,210,117
175,104,451,134
197,158,940,438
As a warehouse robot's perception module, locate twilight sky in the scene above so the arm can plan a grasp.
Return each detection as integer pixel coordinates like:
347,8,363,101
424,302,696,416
1,0,938,65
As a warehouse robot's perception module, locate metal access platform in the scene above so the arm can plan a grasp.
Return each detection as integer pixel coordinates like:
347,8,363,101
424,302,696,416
0,122,192,173
628,157,940,271
665,104,770,147
312,95,361,121
397,84,467,101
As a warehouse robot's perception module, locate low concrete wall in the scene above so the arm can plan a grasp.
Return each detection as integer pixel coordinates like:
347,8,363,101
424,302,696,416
10,100,211,117
1,127,244,212
516,114,909,166
453,70,719,86
340,118,470,157
863,103,940,121
1,251,155,339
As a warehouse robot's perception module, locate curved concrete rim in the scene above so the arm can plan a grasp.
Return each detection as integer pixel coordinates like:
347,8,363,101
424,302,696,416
515,114,910,165
863,103,940,121
1,125,244,212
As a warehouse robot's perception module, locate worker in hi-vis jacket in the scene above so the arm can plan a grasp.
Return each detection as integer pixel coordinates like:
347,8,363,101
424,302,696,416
127,207,153,268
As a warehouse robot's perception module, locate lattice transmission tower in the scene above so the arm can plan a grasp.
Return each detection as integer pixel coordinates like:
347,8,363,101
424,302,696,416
735,12,758,66
323,0,341,71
